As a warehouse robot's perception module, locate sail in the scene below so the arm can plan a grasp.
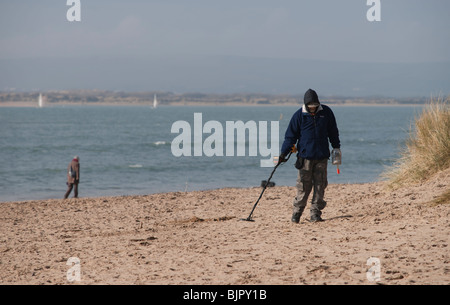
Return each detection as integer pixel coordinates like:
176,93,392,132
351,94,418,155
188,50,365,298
38,94,44,108
153,94,158,108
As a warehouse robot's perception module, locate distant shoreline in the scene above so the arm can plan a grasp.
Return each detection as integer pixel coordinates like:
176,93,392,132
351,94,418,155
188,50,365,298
0,90,430,108
0,101,426,108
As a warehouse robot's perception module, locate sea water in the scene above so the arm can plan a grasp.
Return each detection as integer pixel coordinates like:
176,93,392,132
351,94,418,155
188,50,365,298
0,104,422,202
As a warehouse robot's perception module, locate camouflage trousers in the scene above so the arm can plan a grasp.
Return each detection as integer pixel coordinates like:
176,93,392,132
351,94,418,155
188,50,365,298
293,158,328,218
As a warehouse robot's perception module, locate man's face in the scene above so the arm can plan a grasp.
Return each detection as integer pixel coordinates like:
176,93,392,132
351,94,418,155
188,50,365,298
307,104,319,113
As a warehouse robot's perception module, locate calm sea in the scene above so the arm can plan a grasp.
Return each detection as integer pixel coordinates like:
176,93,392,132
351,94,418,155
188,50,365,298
0,104,423,202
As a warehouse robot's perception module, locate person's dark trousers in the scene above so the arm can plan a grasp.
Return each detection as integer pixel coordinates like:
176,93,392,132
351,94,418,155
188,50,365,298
293,158,328,219
64,182,79,199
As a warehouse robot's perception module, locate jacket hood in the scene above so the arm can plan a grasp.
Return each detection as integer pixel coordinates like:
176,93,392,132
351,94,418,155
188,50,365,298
304,89,320,106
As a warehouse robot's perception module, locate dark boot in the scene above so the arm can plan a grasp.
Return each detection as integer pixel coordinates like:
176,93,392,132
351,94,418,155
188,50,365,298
291,212,301,223
310,214,324,222
291,207,305,223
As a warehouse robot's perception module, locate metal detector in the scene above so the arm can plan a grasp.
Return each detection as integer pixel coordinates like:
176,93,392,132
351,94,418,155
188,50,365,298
240,150,294,222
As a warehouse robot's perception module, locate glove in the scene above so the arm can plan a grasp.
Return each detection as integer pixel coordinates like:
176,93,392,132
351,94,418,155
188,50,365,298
277,153,287,165
332,148,341,157
331,148,342,165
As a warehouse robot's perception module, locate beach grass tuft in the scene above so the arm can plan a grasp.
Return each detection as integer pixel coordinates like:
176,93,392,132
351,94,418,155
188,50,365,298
383,96,450,189
429,189,450,206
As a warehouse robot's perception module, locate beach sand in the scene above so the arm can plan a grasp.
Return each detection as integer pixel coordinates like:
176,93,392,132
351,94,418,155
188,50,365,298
1,168,449,285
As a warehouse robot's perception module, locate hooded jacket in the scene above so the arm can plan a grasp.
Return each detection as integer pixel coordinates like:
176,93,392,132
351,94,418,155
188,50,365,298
281,89,340,160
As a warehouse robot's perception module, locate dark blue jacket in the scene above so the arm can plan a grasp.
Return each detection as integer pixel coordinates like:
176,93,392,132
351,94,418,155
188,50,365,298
281,104,340,160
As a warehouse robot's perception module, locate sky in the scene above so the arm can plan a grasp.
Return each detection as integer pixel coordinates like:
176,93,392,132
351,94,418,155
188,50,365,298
1,0,449,96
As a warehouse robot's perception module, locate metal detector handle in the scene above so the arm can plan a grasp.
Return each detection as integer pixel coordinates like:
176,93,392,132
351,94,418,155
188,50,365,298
267,150,293,186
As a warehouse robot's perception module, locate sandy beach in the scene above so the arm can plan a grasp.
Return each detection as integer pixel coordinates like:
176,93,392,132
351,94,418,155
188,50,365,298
0,168,448,285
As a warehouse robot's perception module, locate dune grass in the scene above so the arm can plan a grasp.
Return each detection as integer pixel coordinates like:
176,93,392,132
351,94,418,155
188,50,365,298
384,96,450,189
429,189,450,206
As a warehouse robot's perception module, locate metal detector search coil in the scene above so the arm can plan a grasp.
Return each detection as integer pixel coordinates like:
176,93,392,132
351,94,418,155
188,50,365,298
240,147,295,222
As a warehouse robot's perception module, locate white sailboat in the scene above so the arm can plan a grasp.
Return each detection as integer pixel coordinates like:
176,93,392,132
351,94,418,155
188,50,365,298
38,93,44,108
153,94,158,109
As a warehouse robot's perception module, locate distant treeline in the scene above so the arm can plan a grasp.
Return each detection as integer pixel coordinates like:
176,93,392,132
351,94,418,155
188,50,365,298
0,90,428,105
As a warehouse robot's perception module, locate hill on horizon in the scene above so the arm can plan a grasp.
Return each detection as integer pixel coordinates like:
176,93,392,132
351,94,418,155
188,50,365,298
1,55,449,98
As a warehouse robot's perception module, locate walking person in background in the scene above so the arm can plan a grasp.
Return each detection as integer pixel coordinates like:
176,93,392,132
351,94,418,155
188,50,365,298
278,89,341,223
64,156,80,199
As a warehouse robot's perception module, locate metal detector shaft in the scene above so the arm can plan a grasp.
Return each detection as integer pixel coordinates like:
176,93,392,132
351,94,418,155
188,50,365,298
242,151,293,221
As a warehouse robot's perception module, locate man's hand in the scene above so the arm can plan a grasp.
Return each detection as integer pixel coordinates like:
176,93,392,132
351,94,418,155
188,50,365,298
332,148,341,155
277,153,287,165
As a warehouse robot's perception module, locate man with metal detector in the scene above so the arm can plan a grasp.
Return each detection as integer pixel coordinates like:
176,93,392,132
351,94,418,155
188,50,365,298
278,89,341,223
